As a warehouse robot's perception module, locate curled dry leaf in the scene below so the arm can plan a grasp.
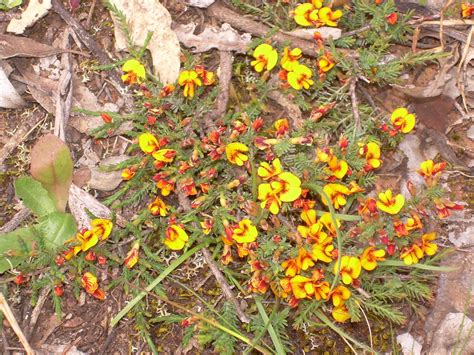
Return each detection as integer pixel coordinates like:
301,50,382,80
0,63,25,109
7,0,52,35
109,0,181,84
175,23,251,54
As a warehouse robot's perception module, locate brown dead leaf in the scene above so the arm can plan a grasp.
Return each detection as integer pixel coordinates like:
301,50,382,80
0,34,86,59
175,23,251,53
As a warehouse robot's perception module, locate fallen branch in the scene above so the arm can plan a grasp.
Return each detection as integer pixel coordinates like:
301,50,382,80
0,293,34,355
207,2,320,57
0,207,30,233
202,51,233,130
349,77,361,135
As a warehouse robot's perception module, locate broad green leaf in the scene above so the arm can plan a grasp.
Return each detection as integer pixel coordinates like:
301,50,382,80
37,212,77,249
30,134,73,212
14,176,57,217
0,227,37,273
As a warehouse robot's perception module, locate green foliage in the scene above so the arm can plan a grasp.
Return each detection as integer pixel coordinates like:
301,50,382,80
14,177,57,217
0,0,21,11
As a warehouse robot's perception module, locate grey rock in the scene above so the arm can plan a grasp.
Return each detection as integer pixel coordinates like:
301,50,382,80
430,313,474,355
397,332,423,355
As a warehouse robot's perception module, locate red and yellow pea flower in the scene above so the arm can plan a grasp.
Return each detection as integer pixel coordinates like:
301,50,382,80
251,43,278,72
390,107,416,134
121,167,136,181
200,219,214,235
420,232,437,256
360,246,386,271
287,64,314,90
165,223,189,250
281,47,302,71
226,142,249,166
194,65,215,86
297,247,315,271
77,230,99,253
290,275,330,300
258,158,283,180
334,256,361,285
148,196,169,217
311,234,335,263
258,183,282,215
400,244,424,265
232,219,258,244
318,7,343,27
322,183,351,209
462,3,474,18
418,160,446,186
178,70,202,98
330,285,351,307
386,12,398,25
124,241,140,269
152,149,176,165
156,177,175,196
332,305,351,322
293,3,318,27
318,54,335,74
274,118,290,137
376,189,405,215
159,84,175,97
434,198,463,219
319,212,341,236
359,141,382,171
121,59,146,85
139,132,160,154
91,219,113,241
81,272,105,300
282,257,300,277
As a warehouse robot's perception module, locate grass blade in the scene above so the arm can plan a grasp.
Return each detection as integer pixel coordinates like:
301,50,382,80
255,299,286,355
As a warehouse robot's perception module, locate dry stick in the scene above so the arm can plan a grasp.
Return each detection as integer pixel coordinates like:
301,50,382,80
51,0,127,100
26,288,50,340
0,293,34,355
203,51,233,131
0,207,30,233
176,185,250,323
349,77,361,135
207,2,319,58
85,0,97,29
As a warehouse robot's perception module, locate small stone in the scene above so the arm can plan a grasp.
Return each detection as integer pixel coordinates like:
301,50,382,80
467,126,474,141
397,333,423,355
430,313,474,354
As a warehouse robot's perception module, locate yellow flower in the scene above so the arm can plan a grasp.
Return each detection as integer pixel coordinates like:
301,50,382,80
178,70,202,98
226,142,249,166
124,241,140,269
418,160,446,186
360,246,386,271
294,3,318,27
232,219,258,243
258,183,282,214
77,230,98,252
332,305,351,322
296,247,315,271
281,258,300,277
326,156,348,179
281,47,302,71
390,107,416,133
335,256,361,285
251,44,278,72
274,118,290,137
330,285,351,307
318,54,335,73
90,219,113,241
290,276,329,300
376,189,405,215
311,234,334,263
148,197,168,217
121,59,146,85
121,167,136,181
287,64,314,90
322,183,350,209
152,149,176,164
318,7,343,27
400,244,424,265
320,212,341,236
420,232,437,256
359,141,382,171
81,272,99,294
461,3,474,18
139,133,160,154
165,224,189,250
258,158,283,180
272,172,302,202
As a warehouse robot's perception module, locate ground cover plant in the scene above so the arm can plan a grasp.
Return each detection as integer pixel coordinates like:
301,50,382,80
1,0,472,353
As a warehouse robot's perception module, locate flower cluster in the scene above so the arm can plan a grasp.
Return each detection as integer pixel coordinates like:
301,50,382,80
293,0,343,27
178,65,215,98
64,219,113,260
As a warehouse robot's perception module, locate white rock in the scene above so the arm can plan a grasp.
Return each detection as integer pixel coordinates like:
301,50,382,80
397,333,423,355
186,0,215,8
7,0,52,35
0,63,26,109
430,313,474,355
